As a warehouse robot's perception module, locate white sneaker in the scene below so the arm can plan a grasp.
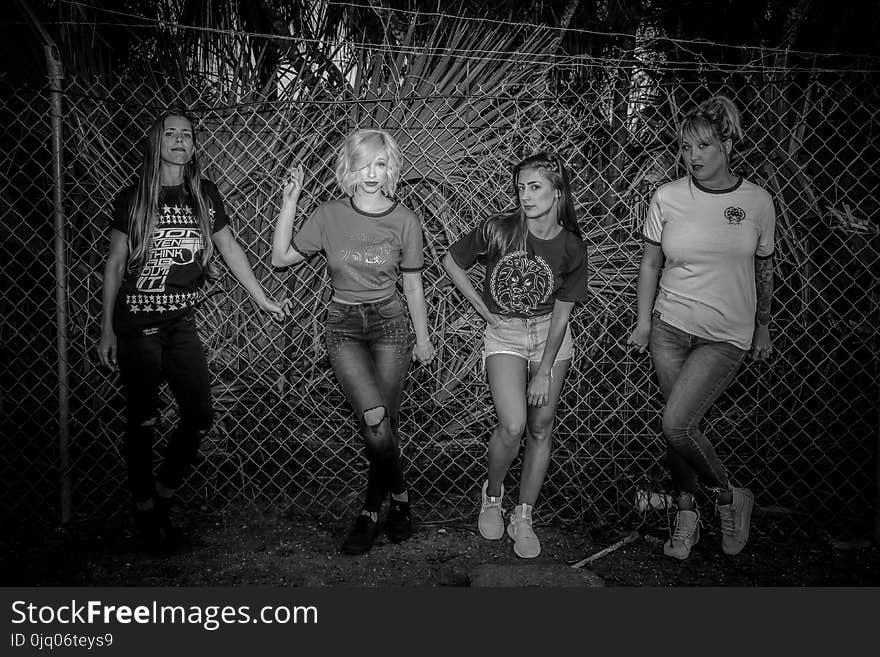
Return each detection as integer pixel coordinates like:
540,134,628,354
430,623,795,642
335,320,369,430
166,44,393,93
478,481,505,540
719,487,754,555
507,503,541,558
663,509,701,560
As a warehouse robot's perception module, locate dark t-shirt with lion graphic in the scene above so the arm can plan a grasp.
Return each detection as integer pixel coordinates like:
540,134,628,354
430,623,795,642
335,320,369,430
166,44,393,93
448,220,590,318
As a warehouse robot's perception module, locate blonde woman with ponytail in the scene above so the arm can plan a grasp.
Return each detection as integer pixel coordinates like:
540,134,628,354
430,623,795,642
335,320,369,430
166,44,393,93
627,95,776,560
98,112,289,554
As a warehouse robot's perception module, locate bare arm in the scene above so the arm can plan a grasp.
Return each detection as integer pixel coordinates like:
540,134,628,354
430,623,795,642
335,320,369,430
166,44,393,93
270,165,307,268
442,252,500,327
213,225,289,319
98,229,129,368
626,242,664,352
402,271,434,364
751,255,774,361
528,299,575,407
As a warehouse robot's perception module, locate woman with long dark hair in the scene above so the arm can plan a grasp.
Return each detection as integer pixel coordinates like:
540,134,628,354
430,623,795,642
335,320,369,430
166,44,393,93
98,112,289,553
271,128,434,556
627,95,776,560
443,152,589,559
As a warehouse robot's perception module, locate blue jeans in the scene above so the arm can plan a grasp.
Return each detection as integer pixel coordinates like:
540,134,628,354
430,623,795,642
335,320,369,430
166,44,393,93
116,311,213,503
648,314,747,495
325,295,414,512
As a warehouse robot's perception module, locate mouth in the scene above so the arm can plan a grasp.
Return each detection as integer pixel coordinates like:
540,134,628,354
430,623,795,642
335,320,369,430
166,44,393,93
172,148,187,152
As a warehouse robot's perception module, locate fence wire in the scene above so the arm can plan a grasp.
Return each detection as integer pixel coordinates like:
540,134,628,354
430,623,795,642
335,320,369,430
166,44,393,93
1,51,878,540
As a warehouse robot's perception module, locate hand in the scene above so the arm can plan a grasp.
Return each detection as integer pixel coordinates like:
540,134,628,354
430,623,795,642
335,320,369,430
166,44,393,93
626,321,651,354
260,295,292,321
527,370,552,407
751,324,772,361
413,340,435,365
281,164,304,206
98,329,117,369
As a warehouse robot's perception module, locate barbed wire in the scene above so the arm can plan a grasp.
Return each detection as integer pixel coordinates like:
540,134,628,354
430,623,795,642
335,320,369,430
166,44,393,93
55,0,880,62
12,18,880,75
42,0,880,72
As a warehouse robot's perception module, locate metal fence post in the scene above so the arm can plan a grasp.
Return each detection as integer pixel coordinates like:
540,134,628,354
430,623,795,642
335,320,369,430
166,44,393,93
45,44,71,525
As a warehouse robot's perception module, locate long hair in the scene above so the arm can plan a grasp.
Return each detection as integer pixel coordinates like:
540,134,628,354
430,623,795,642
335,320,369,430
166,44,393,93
679,95,744,176
126,111,215,276
482,151,579,259
334,128,403,197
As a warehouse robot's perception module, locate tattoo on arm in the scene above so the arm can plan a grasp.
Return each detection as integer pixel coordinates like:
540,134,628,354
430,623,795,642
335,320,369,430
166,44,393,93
755,257,774,326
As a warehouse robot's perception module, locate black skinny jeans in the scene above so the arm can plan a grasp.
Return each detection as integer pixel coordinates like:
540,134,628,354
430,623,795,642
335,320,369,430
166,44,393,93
116,311,213,503
324,295,414,512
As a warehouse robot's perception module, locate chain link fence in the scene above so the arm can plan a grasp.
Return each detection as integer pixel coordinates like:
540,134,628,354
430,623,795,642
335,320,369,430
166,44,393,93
2,43,878,539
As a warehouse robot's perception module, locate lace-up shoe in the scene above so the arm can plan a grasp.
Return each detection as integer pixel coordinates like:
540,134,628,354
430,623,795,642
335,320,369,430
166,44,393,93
719,487,754,555
478,481,505,540
506,503,541,558
663,509,701,560
385,500,413,543
341,513,381,555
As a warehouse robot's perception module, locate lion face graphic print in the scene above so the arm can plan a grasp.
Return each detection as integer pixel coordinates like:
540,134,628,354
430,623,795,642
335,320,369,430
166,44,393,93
490,251,554,315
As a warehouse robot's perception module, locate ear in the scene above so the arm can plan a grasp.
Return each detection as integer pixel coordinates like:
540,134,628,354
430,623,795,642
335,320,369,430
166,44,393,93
722,138,733,156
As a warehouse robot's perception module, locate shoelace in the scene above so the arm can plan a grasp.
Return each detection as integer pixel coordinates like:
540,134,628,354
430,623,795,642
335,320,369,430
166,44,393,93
671,513,699,543
481,497,502,512
719,506,736,536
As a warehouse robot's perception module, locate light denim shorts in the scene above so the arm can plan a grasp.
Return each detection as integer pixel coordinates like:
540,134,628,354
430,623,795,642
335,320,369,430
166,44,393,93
483,313,573,365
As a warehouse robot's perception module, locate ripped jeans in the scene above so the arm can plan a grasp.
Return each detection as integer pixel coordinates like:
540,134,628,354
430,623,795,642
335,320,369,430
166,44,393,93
116,311,213,503
325,295,414,512
649,314,747,496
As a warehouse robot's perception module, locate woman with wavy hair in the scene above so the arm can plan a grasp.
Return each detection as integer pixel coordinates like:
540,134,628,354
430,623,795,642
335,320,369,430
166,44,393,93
271,128,434,556
443,152,589,559
627,95,776,560
99,111,289,554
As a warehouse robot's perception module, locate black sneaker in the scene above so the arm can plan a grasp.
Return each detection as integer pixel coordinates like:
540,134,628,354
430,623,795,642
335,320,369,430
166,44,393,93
153,495,187,552
133,508,170,556
385,500,413,543
340,513,381,555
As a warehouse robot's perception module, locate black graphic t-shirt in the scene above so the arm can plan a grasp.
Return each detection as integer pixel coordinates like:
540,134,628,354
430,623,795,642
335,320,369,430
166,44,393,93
448,221,590,318
111,179,229,330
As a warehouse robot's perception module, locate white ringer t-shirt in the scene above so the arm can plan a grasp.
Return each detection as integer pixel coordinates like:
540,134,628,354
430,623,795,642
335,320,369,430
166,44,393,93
643,176,775,350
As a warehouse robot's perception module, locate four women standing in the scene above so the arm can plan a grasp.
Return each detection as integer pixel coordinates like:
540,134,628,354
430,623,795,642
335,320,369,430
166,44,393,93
102,95,773,562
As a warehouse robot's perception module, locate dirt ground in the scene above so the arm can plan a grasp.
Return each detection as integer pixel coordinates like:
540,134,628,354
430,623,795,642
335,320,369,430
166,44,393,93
4,501,879,587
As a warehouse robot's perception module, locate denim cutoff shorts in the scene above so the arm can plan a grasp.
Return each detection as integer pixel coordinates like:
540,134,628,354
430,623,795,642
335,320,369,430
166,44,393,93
483,313,573,365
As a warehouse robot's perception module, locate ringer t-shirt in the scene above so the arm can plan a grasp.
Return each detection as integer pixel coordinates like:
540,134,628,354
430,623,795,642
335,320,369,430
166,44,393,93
292,198,424,303
643,176,775,350
111,179,229,331
448,220,590,318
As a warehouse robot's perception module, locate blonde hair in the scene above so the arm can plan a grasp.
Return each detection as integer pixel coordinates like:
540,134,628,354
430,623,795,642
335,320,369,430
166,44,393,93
334,128,402,197
679,95,744,172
